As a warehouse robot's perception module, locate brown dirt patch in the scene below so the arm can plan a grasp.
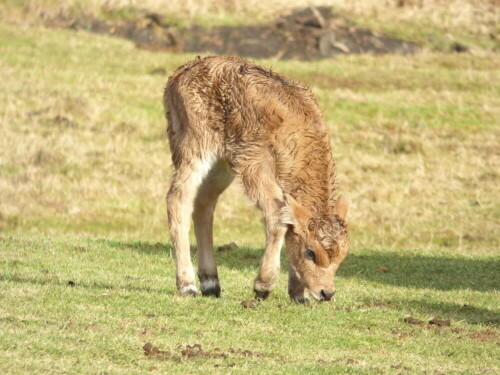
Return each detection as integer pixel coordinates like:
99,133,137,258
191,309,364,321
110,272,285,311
469,328,499,343
143,343,267,362
403,316,425,325
46,7,419,60
391,328,414,339
318,358,358,365
241,299,258,309
428,317,451,327
403,316,453,328
363,300,391,308
143,342,179,361
218,242,239,251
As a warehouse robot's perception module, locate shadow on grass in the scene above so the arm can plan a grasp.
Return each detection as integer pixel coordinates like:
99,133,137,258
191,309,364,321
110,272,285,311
390,299,500,326
103,239,264,270
103,239,173,256
6,238,497,325
339,252,499,292
0,274,168,294
107,240,499,293
99,241,500,291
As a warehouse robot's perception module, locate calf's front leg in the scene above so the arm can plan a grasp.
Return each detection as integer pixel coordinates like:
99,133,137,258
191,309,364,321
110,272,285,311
253,210,287,299
239,159,287,299
288,265,310,303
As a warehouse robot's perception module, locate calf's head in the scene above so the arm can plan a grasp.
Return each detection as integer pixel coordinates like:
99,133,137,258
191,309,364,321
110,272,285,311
282,194,349,301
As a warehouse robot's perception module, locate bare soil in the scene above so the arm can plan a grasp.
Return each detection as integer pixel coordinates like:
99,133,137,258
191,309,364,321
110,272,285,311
143,343,267,362
469,329,499,343
404,316,452,327
51,7,419,60
240,299,258,309
428,317,452,327
403,316,425,325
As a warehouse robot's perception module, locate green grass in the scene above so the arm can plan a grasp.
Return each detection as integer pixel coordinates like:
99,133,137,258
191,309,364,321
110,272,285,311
1,235,499,374
0,4,499,373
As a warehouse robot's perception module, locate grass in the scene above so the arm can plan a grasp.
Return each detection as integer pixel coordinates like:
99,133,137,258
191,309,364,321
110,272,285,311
0,1,499,373
1,23,498,252
1,235,499,374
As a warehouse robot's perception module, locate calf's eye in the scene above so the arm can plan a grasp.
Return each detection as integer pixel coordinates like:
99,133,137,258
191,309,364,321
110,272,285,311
306,249,316,262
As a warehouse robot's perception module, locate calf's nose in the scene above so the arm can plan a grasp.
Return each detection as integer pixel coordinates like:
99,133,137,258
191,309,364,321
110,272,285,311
320,289,336,301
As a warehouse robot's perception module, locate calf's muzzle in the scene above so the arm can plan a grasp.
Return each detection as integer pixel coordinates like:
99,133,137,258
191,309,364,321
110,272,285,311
320,289,336,301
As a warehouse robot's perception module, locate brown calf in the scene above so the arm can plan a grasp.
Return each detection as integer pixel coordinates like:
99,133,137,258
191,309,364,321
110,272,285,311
164,56,349,302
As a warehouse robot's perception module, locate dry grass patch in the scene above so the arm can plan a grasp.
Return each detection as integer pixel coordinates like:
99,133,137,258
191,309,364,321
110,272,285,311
1,23,499,253
337,121,499,252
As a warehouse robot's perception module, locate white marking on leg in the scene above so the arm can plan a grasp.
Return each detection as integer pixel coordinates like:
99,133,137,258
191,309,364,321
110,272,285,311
254,279,276,293
178,152,217,186
179,284,198,295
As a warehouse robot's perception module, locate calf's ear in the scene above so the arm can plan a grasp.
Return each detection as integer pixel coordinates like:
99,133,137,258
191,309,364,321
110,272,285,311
334,194,349,220
280,194,310,232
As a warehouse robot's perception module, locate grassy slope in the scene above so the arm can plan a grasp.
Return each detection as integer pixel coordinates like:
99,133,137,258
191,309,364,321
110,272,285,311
0,5,499,374
0,23,498,252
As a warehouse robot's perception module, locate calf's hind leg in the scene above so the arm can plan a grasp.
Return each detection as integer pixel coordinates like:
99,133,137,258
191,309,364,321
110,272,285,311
193,160,234,297
167,156,215,296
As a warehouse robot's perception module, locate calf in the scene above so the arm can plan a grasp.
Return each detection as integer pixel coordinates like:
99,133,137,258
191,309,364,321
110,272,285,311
164,56,349,302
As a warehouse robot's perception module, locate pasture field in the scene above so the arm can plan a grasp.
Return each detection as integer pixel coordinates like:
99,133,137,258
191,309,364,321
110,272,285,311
1,235,498,374
1,1,499,374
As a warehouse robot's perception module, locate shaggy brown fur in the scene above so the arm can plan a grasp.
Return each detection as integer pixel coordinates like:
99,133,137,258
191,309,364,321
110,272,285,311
164,56,349,302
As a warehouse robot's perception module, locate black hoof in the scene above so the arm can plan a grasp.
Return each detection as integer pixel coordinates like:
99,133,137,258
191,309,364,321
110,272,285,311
254,289,270,300
201,285,221,298
200,279,221,298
